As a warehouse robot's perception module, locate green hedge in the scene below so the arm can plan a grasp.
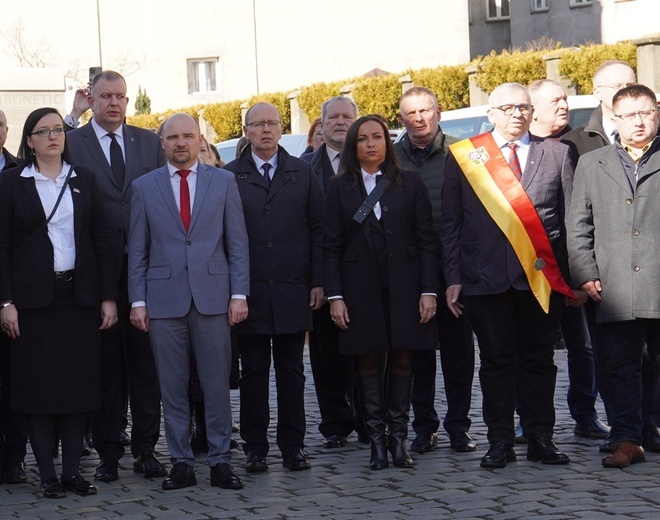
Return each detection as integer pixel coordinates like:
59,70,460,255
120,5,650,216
127,41,640,139
558,41,637,94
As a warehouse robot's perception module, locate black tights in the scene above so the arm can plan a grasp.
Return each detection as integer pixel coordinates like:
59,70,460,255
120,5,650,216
28,412,86,483
357,350,412,377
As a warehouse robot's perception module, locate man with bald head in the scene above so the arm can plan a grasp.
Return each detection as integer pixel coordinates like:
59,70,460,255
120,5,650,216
224,103,324,473
128,113,249,490
442,82,574,468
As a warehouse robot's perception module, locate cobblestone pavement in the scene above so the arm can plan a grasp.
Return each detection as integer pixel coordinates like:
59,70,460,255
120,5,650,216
3,346,660,519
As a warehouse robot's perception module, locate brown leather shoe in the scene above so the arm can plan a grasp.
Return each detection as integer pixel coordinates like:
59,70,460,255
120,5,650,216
602,440,646,468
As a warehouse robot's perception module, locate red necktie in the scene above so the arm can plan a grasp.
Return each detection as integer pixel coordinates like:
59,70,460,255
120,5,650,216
506,142,522,181
178,169,191,232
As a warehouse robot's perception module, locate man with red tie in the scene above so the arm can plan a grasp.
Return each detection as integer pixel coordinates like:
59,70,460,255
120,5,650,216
441,82,575,468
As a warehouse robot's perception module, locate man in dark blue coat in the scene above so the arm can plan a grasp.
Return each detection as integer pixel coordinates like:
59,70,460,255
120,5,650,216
224,103,325,473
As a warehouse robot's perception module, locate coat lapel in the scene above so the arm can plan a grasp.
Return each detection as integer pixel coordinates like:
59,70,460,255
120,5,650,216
80,124,115,188
522,141,542,190
190,164,212,232
18,175,46,222
122,124,138,193
69,174,83,246
599,147,634,194
155,167,186,233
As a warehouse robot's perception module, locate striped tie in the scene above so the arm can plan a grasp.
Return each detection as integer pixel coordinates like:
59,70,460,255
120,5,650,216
506,142,522,181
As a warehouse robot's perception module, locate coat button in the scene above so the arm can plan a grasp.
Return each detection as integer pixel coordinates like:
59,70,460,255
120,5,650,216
633,229,640,236
626,198,633,205
389,253,395,259
267,242,272,247
634,265,640,272
382,206,388,212
269,280,274,285
186,240,192,245
386,229,393,235
265,204,271,210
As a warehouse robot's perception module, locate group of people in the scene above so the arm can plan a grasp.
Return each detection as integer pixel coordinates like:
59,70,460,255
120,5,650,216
0,59,659,499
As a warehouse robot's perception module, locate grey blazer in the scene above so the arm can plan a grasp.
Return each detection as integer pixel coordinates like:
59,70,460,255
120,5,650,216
567,143,660,323
127,163,250,319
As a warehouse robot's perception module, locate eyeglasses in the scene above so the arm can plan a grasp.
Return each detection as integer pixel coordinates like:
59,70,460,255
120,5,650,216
30,127,65,138
246,121,281,129
596,82,636,90
491,104,534,116
612,109,658,123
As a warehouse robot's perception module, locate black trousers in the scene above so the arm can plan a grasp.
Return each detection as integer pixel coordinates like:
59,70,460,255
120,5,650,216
238,333,306,456
92,257,161,461
309,304,355,439
0,335,27,467
465,289,562,444
412,275,474,436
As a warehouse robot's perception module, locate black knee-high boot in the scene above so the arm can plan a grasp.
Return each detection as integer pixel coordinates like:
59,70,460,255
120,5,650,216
357,374,388,470
387,374,414,468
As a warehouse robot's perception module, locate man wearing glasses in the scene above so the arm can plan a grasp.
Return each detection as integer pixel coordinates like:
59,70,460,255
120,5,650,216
224,103,325,473
568,85,660,468
441,82,574,468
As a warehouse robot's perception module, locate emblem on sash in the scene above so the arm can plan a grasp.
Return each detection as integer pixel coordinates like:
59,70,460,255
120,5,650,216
467,146,489,166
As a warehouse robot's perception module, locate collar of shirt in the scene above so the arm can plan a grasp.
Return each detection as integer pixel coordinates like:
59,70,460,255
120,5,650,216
491,130,531,174
167,161,198,212
251,151,278,174
167,161,198,178
91,118,124,142
360,168,382,192
602,118,618,144
621,136,657,164
20,161,77,181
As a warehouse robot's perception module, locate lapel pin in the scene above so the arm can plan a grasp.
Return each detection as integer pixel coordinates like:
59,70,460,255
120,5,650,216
73,187,80,193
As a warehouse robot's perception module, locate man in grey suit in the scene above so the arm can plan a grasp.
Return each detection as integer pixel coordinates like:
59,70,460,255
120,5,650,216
66,71,166,482
567,85,660,469
128,113,249,490
441,82,575,468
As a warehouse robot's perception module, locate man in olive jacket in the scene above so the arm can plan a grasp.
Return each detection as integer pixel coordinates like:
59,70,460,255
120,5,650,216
394,87,476,455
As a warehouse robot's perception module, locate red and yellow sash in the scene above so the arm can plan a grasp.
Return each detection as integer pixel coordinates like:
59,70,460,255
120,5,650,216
450,132,574,313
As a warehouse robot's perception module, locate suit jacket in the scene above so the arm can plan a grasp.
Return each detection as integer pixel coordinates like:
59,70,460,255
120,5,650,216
300,143,336,192
323,169,439,354
0,165,119,309
223,145,324,335
561,105,609,163
1,148,20,172
128,162,250,319
567,140,660,323
441,132,574,297
65,122,166,264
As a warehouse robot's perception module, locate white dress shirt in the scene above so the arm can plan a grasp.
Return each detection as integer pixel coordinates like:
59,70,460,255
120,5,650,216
20,162,77,271
491,130,531,176
91,118,126,165
251,152,278,181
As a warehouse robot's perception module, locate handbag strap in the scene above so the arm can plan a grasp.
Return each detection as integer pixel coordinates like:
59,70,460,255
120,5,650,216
352,177,389,224
15,165,75,256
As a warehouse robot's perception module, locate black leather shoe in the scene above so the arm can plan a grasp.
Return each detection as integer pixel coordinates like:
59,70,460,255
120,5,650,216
480,442,516,468
245,451,268,473
282,447,311,471
527,437,570,464
600,435,616,453
61,475,97,496
410,432,437,453
134,451,167,478
210,462,243,490
0,465,4,485
322,434,347,449
5,462,27,484
41,477,66,499
94,458,118,482
230,438,239,450
162,462,196,490
574,419,610,439
642,425,660,453
119,430,131,446
449,431,477,452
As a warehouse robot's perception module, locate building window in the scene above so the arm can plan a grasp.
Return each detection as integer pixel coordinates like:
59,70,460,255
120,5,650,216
187,58,218,94
570,0,592,6
487,0,510,19
531,0,548,12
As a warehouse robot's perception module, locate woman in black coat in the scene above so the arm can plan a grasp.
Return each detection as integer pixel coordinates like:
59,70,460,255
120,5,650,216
0,108,118,498
323,115,439,469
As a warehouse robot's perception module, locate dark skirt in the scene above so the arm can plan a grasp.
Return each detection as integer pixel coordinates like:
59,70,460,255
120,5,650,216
11,279,101,415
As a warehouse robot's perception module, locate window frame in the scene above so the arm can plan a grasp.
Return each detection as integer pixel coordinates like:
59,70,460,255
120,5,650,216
186,57,219,95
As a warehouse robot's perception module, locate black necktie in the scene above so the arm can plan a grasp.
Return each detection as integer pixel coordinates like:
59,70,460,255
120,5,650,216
262,163,272,190
108,133,126,187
